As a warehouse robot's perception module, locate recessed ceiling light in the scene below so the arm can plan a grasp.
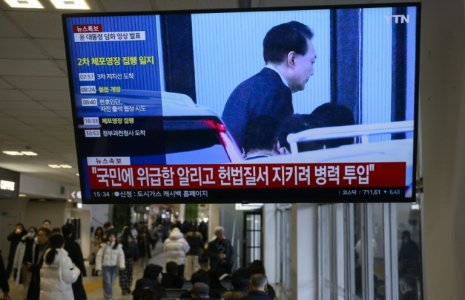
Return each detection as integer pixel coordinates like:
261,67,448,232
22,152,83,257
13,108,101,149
3,151,38,156
48,164,61,168
60,165,72,169
50,0,89,9
3,151,23,156
19,193,27,197
48,164,73,169
5,0,43,8
76,173,80,176
21,151,38,156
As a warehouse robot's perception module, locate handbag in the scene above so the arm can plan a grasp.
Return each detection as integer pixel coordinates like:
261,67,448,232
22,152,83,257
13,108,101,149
88,253,96,265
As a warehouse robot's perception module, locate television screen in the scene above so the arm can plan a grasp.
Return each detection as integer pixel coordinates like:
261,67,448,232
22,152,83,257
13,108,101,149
63,3,420,204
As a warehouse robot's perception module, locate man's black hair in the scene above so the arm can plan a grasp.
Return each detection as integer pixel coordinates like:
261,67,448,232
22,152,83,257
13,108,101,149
143,264,163,281
43,219,51,224
263,21,314,64
166,261,178,274
103,222,112,228
231,268,250,291
38,227,51,237
309,103,355,149
402,230,411,239
191,269,210,285
243,116,280,154
61,223,74,237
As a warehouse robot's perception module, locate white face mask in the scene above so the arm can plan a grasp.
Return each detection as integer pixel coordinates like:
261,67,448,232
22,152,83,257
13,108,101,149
29,233,35,238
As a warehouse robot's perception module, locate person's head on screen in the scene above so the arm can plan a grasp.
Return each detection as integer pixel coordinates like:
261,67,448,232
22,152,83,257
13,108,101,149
249,273,268,292
243,116,288,158
263,21,316,93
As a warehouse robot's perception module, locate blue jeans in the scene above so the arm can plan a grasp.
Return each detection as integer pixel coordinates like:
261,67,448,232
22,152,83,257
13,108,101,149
102,266,119,299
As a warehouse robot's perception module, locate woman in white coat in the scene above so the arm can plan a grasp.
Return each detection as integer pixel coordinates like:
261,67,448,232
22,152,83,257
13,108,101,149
40,234,81,300
96,232,125,300
163,227,189,278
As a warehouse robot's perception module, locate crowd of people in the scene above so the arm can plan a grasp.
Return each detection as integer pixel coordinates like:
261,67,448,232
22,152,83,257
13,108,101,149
1,219,279,300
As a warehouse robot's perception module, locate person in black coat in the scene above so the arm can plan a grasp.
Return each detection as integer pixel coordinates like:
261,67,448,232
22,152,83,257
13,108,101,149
120,227,139,295
132,264,167,300
206,226,234,275
6,223,27,279
248,260,276,299
27,228,51,300
222,21,316,152
138,226,153,270
239,274,270,300
0,249,10,300
161,261,184,288
62,223,87,300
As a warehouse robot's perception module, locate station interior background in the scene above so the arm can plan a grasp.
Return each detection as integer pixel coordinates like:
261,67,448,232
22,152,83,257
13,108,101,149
0,0,465,299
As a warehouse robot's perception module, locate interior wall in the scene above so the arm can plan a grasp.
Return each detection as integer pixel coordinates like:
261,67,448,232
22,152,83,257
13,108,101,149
23,201,68,231
66,209,92,259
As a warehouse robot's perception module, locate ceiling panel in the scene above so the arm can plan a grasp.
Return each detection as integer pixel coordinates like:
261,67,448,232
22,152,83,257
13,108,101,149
0,38,48,59
3,110,58,118
6,12,64,38
0,90,32,100
0,14,26,37
35,38,67,59
23,90,71,101
2,76,69,90
0,77,14,89
54,110,73,119
0,100,46,110
99,0,153,11
0,59,65,76
40,101,73,110
57,60,68,72
18,117,70,125
0,123,37,133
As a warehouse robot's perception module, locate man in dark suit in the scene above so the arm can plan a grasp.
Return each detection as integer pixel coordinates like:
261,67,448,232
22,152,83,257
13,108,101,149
206,226,234,275
222,21,317,152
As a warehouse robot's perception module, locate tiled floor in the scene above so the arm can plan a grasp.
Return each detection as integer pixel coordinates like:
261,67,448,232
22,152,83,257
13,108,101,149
6,242,290,300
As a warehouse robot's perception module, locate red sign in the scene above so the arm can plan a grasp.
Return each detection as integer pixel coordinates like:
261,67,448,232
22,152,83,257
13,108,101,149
88,162,406,190
73,25,102,33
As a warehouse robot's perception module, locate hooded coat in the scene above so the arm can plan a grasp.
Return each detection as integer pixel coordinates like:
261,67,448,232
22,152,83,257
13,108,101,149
163,228,190,265
39,248,81,300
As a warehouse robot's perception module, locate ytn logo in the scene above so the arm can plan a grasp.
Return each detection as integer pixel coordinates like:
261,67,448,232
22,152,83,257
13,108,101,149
384,15,410,24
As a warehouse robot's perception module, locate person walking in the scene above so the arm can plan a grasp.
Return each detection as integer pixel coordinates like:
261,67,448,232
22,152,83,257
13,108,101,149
12,226,37,299
184,224,203,281
137,225,153,271
119,227,138,295
40,234,80,300
62,224,87,300
163,227,190,278
27,227,52,300
6,223,27,279
90,227,103,276
96,232,125,300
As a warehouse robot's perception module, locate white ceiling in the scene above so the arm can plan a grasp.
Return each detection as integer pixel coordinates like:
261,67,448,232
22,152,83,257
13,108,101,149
0,0,367,186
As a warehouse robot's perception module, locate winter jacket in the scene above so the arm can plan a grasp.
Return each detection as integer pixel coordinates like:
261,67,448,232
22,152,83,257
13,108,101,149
163,228,190,265
12,235,36,286
120,238,139,261
137,232,153,259
7,229,27,263
63,237,87,300
90,235,102,255
39,248,81,300
96,242,125,270
185,231,203,256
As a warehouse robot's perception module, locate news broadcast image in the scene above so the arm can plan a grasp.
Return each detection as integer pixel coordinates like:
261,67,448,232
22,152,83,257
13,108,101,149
63,5,419,203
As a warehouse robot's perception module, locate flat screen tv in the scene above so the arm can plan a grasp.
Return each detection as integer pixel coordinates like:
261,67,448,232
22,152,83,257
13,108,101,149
63,3,420,204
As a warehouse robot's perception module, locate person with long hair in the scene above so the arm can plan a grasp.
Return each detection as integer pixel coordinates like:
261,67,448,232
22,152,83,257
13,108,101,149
62,223,87,300
119,227,139,295
12,226,37,299
96,232,125,300
132,264,167,300
40,235,80,300
137,225,153,271
90,226,104,276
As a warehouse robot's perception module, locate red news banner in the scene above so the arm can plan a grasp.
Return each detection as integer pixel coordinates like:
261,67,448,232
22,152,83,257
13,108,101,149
88,162,406,190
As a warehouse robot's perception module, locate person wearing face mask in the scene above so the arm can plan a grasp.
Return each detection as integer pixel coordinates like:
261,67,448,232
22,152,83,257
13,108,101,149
96,233,125,300
12,226,37,299
6,223,27,280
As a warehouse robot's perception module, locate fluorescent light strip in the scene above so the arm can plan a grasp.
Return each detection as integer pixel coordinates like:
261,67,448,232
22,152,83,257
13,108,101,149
48,164,73,169
5,0,43,8
50,0,89,9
